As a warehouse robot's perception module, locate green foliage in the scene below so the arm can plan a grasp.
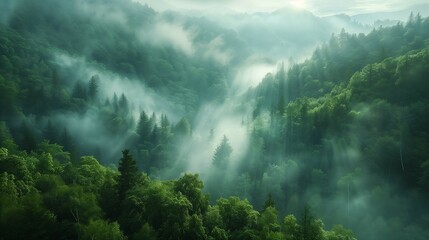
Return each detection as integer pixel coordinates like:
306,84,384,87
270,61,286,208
77,156,106,190
0,192,58,240
0,150,32,186
185,214,208,240
216,196,259,232
174,173,209,215
0,144,349,239
0,172,18,205
37,153,55,174
132,223,158,240
284,214,300,240
259,206,283,240
80,219,125,240
42,184,102,225
210,226,228,240
325,225,356,240
0,121,12,145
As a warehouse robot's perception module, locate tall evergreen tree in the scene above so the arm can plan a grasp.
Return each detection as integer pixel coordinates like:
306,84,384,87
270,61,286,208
174,117,191,138
118,93,129,115
43,120,58,143
88,75,100,102
137,111,151,141
72,81,87,100
264,193,276,210
277,62,286,114
19,122,37,152
212,135,233,168
117,149,139,202
299,206,324,240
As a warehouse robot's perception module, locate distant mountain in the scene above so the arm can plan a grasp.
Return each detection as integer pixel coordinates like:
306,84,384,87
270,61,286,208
351,3,429,26
196,7,372,62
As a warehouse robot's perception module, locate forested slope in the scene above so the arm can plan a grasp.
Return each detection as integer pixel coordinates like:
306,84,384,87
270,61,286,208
240,14,429,240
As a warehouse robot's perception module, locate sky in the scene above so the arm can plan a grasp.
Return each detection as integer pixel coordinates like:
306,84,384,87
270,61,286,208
135,0,428,15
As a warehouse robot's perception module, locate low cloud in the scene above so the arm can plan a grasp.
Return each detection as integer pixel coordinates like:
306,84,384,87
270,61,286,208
139,21,196,56
77,0,128,25
203,36,233,65
54,52,182,120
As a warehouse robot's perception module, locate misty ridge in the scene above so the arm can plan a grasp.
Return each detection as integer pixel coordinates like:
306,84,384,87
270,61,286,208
1,0,429,239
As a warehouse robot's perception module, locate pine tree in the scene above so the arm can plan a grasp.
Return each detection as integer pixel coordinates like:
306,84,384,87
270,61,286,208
264,193,275,210
299,206,324,240
118,93,129,115
72,81,87,100
151,124,160,146
174,117,191,138
117,149,139,202
43,120,58,143
59,127,75,160
212,135,233,168
160,114,171,142
137,111,151,141
277,62,286,114
20,123,37,152
88,75,99,102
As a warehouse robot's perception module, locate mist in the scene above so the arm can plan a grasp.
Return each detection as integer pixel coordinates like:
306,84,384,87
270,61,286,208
2,0,429,239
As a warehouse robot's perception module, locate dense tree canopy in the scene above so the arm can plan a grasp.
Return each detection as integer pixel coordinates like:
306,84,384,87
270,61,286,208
0,145,354,240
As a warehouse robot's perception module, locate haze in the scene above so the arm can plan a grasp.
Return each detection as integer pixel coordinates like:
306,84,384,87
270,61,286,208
136,0,429,15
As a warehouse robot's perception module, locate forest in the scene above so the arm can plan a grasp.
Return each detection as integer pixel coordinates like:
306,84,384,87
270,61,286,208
1,0,429,239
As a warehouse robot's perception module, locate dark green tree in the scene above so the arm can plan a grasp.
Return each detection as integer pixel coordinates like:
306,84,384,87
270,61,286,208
88,75,100,102
72,81,87,100
299,206,325,240
43,120,58,144
19,123,37,152
136,111,151,141
117,149,139,202
0,121,13,146
59,127,75,159
264,193,276,210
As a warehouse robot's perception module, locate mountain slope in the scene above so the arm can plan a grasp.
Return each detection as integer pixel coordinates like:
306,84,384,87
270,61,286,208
239,15,429,240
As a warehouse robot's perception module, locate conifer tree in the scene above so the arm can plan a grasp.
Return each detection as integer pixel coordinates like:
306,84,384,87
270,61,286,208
264,193,276,210
117,149,139,202
88,75,99,102
212,135,233,168
137,111,151,141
